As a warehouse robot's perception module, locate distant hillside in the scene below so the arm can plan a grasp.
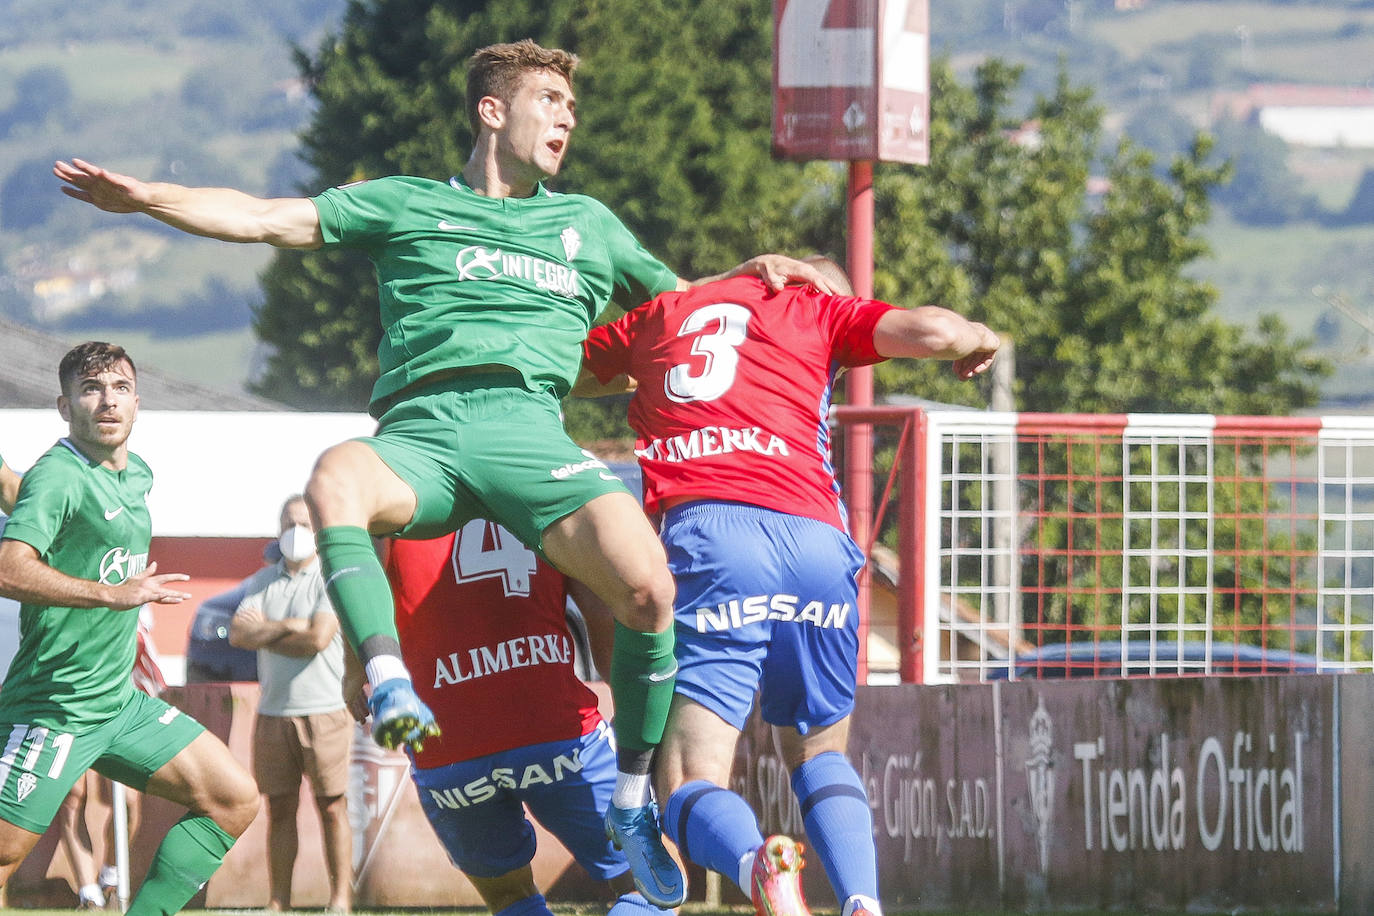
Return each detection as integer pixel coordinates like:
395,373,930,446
0,0,347,397
2,0,1373,408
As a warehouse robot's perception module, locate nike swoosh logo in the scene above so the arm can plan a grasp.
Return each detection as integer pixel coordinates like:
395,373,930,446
104,507,125,521
644,664,678,684
649,870,680,897
599,472,619,481
437,220,478,232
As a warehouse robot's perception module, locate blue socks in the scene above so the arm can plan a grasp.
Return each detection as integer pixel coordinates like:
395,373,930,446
608,891,670,916
791,752,878,902
664,779,765,894
493,894,555,916
664,754,879,905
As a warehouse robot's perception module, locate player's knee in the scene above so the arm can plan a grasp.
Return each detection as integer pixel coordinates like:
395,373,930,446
218,772,264,837
223,799,260,838
620,569,675,632
0,829,40,870
305,455,348,518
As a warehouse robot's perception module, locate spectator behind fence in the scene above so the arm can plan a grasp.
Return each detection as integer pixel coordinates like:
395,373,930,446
230,496,351,913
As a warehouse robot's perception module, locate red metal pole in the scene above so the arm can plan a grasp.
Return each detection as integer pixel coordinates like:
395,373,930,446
901,409,926,683
846,160,875,684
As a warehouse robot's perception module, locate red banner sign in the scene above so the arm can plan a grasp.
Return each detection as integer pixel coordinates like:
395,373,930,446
773,0,929,164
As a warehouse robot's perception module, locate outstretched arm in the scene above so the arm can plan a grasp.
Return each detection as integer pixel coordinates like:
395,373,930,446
0,540,190,609
54,158,323,249
873,307,1002,381
680,254,837,294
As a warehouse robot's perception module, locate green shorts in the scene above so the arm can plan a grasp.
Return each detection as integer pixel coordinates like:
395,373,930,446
365,372,630,552
0,691,205,833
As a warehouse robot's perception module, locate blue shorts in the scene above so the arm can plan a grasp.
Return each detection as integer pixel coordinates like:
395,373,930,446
409,720,628,880
662,501,865,734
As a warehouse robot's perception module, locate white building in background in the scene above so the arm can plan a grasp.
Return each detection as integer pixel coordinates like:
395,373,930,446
1213,84,1374,148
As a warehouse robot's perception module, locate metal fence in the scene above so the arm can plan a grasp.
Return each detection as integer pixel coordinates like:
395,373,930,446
831,408,1374,683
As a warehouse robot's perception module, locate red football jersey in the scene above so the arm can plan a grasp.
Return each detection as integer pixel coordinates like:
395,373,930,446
583,276,893,530
386,520,602,768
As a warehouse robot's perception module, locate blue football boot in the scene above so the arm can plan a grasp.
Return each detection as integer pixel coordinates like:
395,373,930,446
605,802,687,908
368,677,439,751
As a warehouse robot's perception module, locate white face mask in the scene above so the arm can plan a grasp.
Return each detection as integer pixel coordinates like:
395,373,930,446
279,524,316,563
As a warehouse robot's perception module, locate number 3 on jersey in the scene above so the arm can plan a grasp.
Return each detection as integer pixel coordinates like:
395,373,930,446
451,519,537,597
665,302,751,404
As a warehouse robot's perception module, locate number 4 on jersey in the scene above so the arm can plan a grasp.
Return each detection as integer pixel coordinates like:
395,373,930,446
451,519,538,597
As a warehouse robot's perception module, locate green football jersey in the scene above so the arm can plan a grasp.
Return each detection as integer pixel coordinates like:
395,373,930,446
0,440,152,730
312,175,678,413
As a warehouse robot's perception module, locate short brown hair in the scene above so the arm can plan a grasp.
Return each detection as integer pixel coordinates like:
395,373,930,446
466,39,579,134
58,341,136,395
803,256,856,296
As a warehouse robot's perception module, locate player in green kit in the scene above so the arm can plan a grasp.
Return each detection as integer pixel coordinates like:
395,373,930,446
54,40,830,907
0,342,259,913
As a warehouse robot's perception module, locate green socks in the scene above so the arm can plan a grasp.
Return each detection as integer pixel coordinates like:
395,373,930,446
126,815,235,916
317,525,403,660
608,621,677,752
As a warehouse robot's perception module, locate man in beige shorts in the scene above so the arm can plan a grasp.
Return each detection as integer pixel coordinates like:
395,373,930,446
231,495,352,912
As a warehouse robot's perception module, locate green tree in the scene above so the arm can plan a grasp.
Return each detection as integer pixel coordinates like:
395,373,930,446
862,60,1328,416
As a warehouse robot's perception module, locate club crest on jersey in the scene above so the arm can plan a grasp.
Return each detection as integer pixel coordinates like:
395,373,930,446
99,547,149,585
16,772,37,803
454,245,581,298
560,226,582,261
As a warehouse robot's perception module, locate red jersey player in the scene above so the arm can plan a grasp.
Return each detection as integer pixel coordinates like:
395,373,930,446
370,520,670,916
580,258,999,916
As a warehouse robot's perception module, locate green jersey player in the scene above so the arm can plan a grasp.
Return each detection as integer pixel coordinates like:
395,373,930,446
56,40,830,907
0,342,258,913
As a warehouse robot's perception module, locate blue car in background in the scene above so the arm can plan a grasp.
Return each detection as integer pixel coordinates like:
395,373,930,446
987,639,1333,680
184,563,263,683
